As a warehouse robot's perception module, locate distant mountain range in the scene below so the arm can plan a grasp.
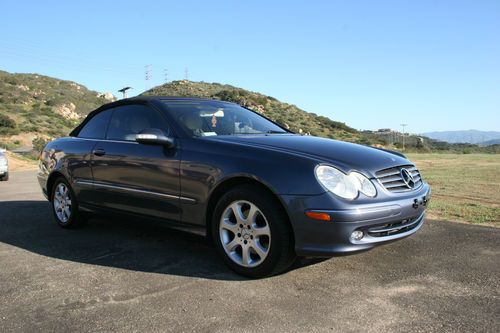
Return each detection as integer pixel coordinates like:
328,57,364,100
480,138,500,146
421,130,500,146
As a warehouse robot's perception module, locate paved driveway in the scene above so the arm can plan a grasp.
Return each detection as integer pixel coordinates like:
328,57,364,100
0,171,499,332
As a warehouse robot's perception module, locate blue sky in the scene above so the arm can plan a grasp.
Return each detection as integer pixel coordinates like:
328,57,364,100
1,0,498,133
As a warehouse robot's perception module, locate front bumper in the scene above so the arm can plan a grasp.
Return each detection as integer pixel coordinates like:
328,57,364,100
281,183,431,257
0,165,8,175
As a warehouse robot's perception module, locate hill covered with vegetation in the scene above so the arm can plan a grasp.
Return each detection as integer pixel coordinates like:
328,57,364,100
143,80,499,153
143,80,361,142
0,70,114,149
0,71,497,154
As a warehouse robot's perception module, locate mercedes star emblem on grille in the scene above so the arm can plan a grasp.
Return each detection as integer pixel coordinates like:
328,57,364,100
400,168,415,189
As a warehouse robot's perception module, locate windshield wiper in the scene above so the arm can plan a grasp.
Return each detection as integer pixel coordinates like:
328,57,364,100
266,130,287,134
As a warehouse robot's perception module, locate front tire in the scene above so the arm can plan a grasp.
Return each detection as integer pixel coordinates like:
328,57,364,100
212,185,296,278
0,172,8,181
50,177,86,228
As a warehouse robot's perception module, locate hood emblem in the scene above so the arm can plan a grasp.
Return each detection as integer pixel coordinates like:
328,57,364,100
400,168,415,189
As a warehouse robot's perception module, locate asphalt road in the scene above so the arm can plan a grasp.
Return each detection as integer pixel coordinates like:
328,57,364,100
1,171,499,332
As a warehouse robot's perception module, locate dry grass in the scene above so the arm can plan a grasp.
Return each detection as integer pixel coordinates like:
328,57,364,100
408,153,500,226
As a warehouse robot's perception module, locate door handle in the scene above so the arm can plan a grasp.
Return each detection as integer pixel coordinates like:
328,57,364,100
92,148,106,156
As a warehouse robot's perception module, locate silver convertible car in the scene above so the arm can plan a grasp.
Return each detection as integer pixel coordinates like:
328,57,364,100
38,97,431,277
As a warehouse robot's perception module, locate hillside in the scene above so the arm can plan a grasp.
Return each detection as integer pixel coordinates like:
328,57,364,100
0,70,114,149
422,130,500,144
142,80,361,142
0,71,497,155
142,81,500,153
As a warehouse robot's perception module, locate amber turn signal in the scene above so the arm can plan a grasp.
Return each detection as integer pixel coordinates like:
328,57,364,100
305,211,331,221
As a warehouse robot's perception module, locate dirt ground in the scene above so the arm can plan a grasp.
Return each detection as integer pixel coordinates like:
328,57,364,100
4,151,38,172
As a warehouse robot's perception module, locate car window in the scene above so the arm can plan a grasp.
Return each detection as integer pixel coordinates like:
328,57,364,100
106,104,169,141
78,109,113,139
163,101,287,137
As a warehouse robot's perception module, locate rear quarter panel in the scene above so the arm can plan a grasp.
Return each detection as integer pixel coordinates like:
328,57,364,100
38,137,96,200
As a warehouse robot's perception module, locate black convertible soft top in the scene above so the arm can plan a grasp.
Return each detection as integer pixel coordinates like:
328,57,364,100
69,96,228,137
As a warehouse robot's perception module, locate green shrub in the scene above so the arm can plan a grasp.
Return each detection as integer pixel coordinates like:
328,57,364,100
0,114,16,128
32,137,49,152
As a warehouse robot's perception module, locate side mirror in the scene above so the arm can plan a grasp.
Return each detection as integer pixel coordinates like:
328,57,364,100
135,128,175,148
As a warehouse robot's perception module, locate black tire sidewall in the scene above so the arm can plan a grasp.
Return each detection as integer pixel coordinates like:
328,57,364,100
212,185,294,278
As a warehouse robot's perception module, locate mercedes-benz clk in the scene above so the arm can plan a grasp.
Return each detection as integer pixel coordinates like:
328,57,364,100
38,97,431,277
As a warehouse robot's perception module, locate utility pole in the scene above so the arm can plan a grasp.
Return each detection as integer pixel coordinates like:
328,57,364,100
118,87,132,99
163,69,168,83
145,64,152,90
400,123,408,151
184,67,189,81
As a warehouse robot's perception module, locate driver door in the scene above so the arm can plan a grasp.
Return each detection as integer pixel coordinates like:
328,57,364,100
90,103,181,221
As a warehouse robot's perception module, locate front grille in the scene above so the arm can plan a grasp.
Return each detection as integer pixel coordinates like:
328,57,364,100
367,216,420,238
376,165,423,192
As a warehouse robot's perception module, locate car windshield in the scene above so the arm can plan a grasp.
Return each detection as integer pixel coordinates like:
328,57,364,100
163,100,288,138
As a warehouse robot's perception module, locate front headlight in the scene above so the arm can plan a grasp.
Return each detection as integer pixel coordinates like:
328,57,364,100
315,165,377,200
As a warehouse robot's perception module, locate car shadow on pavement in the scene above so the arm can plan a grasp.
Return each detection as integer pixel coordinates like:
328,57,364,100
0,200,322,280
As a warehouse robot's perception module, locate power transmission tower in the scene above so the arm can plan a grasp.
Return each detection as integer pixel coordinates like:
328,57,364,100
145,64,152,90
184,67,189,81
163,69,168,83
400,123,408,151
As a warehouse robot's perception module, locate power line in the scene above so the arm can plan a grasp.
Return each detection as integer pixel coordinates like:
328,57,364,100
0,41,138,72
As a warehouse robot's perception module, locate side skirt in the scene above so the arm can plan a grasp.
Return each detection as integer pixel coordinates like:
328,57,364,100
79,203,208,237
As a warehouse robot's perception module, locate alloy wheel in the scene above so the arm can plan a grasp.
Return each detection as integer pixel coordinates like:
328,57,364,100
219,200,271,268
53,183,72,223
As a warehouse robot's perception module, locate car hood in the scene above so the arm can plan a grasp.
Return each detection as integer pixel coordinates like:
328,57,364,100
206,134,410,176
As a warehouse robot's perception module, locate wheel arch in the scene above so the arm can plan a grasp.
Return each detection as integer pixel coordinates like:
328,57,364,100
205,176,294,245
46,171,67,201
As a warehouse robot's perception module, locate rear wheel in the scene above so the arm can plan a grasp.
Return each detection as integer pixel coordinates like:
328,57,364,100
51,177,86,228
212,185,296,278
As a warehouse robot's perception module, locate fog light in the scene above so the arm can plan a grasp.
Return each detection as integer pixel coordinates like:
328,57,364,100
351,230,364,241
